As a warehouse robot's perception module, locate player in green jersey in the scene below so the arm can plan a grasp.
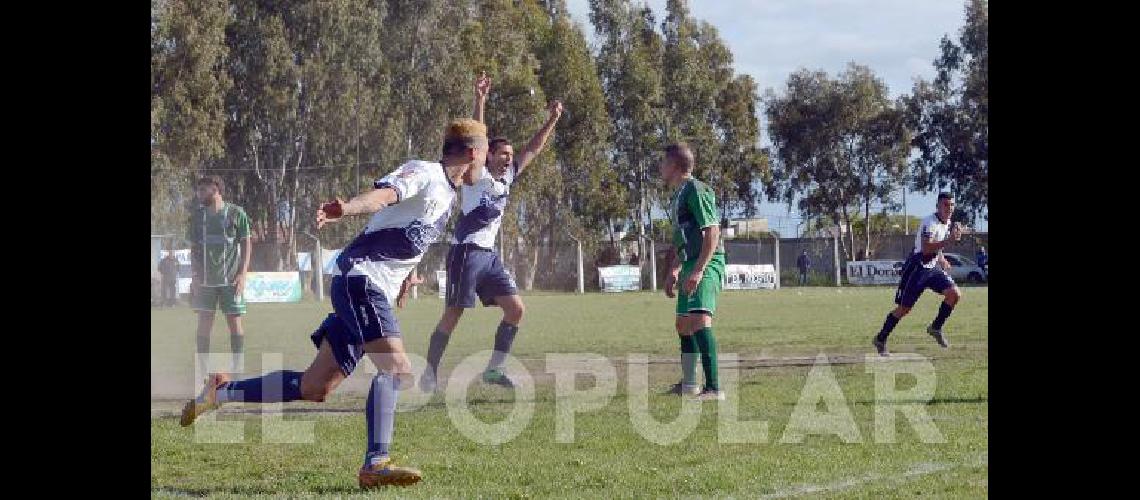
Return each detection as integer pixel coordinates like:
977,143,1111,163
188,175,252,379
660,143,726,401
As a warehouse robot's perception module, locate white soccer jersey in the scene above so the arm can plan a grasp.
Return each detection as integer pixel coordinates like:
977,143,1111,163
452,161,517,249
914,213,951,269
335,160,457,300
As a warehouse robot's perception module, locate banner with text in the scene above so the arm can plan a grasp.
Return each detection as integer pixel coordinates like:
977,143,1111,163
243,272,304,303
599,265,641,292
846,260,905,285
723,264,777,290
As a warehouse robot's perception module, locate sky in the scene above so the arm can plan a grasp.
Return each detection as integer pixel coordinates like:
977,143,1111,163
562,0,986,235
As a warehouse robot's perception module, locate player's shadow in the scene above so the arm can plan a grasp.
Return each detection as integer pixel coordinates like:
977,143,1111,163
155,485,367,496
849,396,988,405
414,395,535,410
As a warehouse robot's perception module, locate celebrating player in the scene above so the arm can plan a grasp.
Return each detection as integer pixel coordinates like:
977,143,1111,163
419,72,563,391
660,143,726,401
872,192,964,356
180,119,489,488
188,175,253,378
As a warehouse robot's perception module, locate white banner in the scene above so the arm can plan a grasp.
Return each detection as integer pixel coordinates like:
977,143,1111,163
243,272,304,303
723,264,777,290
846,260,905,285
599,265,641,292
297,252,311,271
321,249,343,274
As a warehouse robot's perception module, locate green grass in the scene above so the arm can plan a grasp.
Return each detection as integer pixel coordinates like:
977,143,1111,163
152,287,987,498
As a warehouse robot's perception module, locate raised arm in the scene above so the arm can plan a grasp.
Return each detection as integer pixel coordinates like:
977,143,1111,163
473,72,490,123
514,100,563,175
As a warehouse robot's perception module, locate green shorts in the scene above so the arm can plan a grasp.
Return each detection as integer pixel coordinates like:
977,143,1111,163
676,257,724,316
193,285,247,316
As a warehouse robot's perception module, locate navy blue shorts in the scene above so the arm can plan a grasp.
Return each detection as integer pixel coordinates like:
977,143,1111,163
894,252,956,308
310,275,401,377
445,243,518,308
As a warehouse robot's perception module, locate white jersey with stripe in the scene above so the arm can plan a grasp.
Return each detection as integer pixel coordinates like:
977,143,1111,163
335,160,457,300
914,213,951,269
452,161,517,249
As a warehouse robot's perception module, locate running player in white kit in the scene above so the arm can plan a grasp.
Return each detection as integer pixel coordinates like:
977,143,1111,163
872,192,964,356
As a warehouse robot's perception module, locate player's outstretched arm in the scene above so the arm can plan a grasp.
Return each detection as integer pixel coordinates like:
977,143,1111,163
514,100,563,175
317,187,399,229
473,72,490,123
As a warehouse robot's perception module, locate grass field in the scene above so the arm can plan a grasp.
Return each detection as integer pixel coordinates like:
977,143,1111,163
151,286,988,498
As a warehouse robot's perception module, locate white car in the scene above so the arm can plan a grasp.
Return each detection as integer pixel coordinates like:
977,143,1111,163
942,253,988,283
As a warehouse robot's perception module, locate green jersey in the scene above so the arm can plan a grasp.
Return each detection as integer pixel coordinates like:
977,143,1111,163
187,202,251,286
669,177,724,263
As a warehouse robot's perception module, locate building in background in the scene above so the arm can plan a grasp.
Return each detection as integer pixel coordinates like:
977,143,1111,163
724,218,769,239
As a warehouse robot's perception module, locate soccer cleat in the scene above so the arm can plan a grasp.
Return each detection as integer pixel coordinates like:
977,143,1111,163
180,372,230,427
358,456,422,488
692,388,726,401
873,338,890,357
666,382,701,396
927,326,950,348
419,369,438,393
481,368,515,388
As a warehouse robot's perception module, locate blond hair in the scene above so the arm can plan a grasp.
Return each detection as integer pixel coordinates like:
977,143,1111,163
441,118,488,156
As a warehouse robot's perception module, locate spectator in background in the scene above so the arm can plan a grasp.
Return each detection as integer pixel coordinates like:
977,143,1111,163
159,248,180,307
976,246,988,273
796,250,811,285
630,252,640,266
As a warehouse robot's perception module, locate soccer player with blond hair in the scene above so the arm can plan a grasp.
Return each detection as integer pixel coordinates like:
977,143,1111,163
180,118,489,488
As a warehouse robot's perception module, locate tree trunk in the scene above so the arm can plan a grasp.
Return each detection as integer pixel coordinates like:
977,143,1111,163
546,217,558,289
525,243,539,291
839,207,853,261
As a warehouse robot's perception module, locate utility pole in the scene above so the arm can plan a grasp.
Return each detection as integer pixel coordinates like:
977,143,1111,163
355,77,361,192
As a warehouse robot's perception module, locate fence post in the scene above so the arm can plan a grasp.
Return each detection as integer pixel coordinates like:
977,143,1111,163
833,233,841,287
772,234,780,289
302,232,324,301
576,239,584,294
649,239,657,291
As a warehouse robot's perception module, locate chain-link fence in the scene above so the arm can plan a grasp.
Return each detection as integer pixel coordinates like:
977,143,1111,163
235,230,991,304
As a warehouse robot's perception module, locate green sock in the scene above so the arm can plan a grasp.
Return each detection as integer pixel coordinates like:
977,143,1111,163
693,327,719,391
679,334,699,386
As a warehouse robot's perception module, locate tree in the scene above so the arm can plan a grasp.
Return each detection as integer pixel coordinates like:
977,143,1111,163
662,3,767,229
710,69,769,219
151,0,232,235
590,0,664,258
221,0,393,270
765,64,909,260
904,0,987,224
537,9,626,278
